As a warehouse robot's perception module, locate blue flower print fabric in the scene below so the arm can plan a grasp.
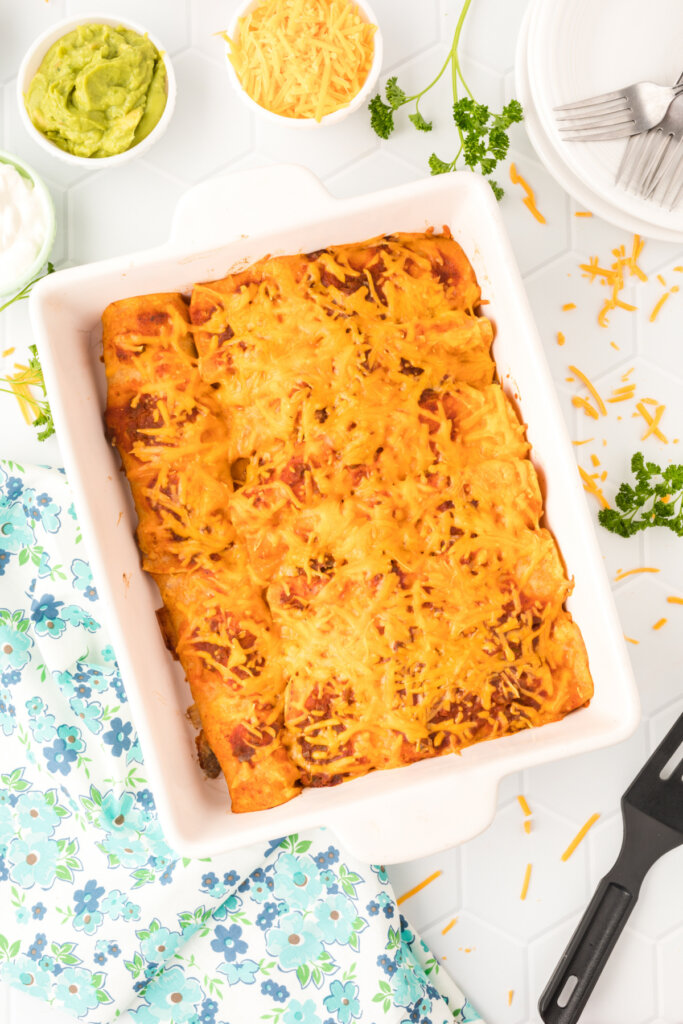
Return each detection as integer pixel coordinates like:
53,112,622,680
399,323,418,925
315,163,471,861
0,461,482,1024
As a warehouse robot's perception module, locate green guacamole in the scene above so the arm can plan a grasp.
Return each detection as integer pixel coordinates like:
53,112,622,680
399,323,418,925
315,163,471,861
25,24,168,158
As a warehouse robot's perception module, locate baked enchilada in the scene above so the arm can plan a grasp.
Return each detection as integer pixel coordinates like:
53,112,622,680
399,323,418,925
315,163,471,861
103,230,593,813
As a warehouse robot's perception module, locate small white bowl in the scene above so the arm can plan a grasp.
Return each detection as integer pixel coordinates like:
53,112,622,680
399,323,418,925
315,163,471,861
0,150,55,298
16,13,176,168
224,0,383,129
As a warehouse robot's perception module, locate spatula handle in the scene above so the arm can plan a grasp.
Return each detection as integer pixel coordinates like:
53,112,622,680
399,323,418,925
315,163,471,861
538,876,635,1024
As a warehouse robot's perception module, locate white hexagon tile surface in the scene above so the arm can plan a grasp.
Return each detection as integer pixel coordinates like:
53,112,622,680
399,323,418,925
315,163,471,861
2,0,683,1022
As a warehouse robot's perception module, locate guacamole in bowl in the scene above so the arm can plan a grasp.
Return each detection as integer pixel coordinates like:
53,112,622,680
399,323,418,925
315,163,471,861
25,23,168,159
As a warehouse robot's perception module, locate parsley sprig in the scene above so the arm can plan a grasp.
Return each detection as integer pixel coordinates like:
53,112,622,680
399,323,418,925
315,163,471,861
598,453,683,538
0,344,55,442
368,0,523,198
0,262,54,313
0,263,56,442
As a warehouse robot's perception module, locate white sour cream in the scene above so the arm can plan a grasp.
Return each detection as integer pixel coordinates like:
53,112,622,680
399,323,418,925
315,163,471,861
0,162,49,292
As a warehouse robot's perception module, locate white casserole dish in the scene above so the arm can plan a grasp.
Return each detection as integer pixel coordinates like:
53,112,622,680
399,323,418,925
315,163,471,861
29,165,639,863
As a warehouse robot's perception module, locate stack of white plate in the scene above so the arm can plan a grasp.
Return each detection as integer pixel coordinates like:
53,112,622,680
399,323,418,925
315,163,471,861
515,0,683,242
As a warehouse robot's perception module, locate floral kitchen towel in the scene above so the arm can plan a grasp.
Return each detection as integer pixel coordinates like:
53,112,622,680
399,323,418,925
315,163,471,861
0,459,482,1024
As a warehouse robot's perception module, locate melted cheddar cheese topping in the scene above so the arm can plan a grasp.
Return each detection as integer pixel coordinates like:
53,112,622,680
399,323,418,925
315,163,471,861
103,231,593,813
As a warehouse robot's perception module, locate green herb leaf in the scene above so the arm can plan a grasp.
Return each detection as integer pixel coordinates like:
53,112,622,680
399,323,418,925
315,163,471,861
408,111,432,132
598,452,683,538
385,76,407,111
428,153,452,175
368,94,395,139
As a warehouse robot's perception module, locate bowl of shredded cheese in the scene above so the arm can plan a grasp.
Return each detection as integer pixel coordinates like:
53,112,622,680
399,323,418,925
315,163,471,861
223,0,382,126
0,151,55,298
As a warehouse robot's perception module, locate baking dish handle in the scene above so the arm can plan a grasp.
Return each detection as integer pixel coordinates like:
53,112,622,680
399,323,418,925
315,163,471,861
170,163,337,249
326,768,501,864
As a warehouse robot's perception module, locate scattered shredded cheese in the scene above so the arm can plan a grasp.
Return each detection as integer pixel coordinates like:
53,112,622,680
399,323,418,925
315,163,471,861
579,234,645,327
1,347,15,357
523,819,532,835
574,211,593,217
441,918,457,935
517,794,531,816
396,870,442,906
572,438,593,446
614,567,659,581
649,286,679,322
578,466,609,508
556,331,565,346
225,0,376,121
562,302,576,311
624,635,639,644
561,813,600,861
590,454,600,467
508,990,514,1006
520,863,532,900
634,401,668,443
653,617,667,630
569,364,606,417
509,164,546,223
667,596,683,605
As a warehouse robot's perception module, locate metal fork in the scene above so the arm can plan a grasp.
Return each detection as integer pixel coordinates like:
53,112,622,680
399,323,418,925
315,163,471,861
555,80,683,142
617,73,683,207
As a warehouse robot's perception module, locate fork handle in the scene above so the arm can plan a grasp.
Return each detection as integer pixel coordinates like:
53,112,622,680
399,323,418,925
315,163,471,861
537,874,637,1024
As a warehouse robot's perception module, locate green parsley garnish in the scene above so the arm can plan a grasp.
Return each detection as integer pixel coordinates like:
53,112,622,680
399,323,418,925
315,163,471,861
598,452,683,538
0,344,55,442
368,0,523,198
0,263,56,442
0,262,54,313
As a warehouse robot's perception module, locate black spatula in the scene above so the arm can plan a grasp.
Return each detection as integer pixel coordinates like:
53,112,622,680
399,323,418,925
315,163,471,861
539,711,683,1024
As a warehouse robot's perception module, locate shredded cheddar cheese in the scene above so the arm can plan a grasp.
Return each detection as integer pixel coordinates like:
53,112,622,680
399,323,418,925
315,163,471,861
569,365,606,418
441,918,457,935
397,870,442,906
509,164,546,223
517,794,531,816
578,466,609,508
624,635,639,645
614,567,659,581
649,287,679,322
574,211,592,217
561,813,600,861
580,235,645,328
667,596,683,605
520,862,532,900
634,401,668,443
653,618,667,630
523,818,532,834
562,303,576,311
557,331,565,346
1,347,15,358
103,232,594,812
225,0,376,121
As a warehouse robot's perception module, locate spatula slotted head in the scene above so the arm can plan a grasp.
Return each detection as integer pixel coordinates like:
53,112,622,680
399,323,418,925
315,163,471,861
624,711,683,837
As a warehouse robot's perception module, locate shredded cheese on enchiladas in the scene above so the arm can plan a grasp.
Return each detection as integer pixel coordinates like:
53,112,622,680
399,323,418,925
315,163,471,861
103,231,593,812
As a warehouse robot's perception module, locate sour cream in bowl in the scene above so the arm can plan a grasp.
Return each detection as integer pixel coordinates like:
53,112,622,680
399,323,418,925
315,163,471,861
0,152,55,297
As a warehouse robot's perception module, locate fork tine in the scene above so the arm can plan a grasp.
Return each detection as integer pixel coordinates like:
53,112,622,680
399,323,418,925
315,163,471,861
645,137,679,199
616,133,644,187
556,99,631,122
640,133,673,195
657,140,683,206
558,112,635,133
560,125,635,143
666,166,683,210
554,88,626,111
623,129,663,193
